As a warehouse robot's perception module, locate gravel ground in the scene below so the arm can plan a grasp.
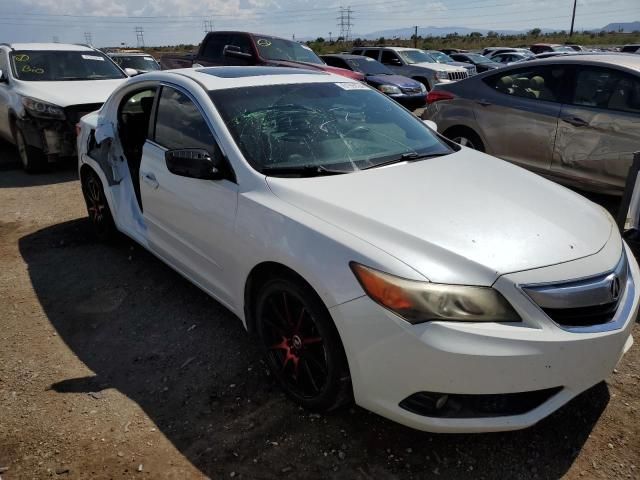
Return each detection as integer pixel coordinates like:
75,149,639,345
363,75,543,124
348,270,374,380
0,139,639,480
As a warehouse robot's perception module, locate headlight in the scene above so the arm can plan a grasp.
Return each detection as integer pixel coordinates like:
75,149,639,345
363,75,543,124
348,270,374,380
434,71,449,80
378,84,402,94
351,263,521,324
21,97,65,120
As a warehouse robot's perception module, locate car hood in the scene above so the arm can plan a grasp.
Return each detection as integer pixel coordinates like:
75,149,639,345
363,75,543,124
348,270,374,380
365,74,421,88
15,79,127,107
266,150,613,286
412,62,465,72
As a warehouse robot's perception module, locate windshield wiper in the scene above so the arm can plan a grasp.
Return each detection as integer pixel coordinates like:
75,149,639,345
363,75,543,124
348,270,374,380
261,164,350,177
363,152,448,170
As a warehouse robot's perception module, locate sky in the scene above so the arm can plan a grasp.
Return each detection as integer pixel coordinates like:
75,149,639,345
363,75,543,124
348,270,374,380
0,0,638,47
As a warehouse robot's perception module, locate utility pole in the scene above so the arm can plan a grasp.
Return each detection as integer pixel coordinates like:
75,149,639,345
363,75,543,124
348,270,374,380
135,26,145,48
84,32,92,45
52,36,59,43
337,6,354,43
413,26,418,48
329,31,332,42
203,18,214,33
569,0,577,37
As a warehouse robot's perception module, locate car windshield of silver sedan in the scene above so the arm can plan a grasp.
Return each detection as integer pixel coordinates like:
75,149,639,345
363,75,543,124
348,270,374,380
210,82,452,177
255,37,324,65
10,50,127,81
398,50,435,64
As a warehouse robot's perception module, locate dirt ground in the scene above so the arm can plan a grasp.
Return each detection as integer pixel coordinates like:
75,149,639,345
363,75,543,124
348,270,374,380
0,139,639,480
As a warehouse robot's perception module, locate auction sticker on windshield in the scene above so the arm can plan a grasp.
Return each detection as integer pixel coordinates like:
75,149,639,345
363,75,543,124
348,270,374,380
81,55,105,61
336,82,370,90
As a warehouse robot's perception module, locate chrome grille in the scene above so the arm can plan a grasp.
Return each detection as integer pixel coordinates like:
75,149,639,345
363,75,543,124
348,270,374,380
522,253,629,330
401,86,422,94
447,71,469,81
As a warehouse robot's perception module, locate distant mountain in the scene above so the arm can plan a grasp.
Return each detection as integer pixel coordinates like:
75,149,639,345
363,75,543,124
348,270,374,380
599,21,640,32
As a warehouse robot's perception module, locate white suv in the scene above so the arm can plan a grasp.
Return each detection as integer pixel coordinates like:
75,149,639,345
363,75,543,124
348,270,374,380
0,43,129,172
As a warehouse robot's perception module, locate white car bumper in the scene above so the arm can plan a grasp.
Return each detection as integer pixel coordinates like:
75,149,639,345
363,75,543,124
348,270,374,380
329,245,638,433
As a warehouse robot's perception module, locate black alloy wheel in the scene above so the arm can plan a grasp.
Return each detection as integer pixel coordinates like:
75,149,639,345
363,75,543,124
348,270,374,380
81,169,116,242
255,277,352,411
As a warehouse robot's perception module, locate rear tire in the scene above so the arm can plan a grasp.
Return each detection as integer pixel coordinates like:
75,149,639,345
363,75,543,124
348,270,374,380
445,127,485,152
81,169,117,242
15,128,45,173
255,276,352,411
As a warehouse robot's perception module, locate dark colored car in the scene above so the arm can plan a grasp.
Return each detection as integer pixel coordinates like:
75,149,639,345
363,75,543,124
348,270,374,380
108,53,160,75
321,54,426,107
530,43,575,54
440,48,468,55
160,31,364,81
449,53,502,73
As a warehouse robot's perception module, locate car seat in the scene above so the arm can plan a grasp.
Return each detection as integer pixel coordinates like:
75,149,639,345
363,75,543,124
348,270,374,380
496,76,513,94
528,76,555,101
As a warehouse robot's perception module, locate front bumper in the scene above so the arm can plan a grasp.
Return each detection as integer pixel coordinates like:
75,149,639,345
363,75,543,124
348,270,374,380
388,92,427,108
17,115,76,159
329,243,638,433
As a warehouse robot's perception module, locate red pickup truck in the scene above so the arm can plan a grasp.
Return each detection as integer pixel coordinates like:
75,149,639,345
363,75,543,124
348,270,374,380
160,31,364,81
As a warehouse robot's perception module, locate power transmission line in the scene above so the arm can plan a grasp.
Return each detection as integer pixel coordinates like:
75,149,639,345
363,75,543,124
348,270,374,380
337,6,354,42
135,26,144,48
84,31,92,44
203,18,214,33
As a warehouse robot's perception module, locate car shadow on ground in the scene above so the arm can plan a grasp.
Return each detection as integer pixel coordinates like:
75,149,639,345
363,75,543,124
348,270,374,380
0,141,77,187
18,217,612,479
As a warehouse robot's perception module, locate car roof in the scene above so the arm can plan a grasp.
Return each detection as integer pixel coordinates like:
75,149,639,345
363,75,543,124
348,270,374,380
109,52,153,57
358,46,417,51
5,43,95,51
162,66,354,90
528,53,640,71
323,54,368,60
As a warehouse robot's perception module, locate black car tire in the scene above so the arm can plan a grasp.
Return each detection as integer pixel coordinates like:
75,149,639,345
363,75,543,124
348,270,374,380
255,276,352,412
15,128,46,173
81,168,117,242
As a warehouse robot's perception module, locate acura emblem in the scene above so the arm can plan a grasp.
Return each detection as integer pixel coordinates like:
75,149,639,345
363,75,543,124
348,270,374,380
610,275,621,301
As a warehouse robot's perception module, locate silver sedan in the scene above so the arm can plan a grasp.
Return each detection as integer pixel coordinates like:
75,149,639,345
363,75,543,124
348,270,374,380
423,54,640,195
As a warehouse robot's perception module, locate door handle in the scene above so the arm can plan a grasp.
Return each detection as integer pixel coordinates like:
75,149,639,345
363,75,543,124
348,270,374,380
142,172,159,189
561,116,589,127
476,100,492,107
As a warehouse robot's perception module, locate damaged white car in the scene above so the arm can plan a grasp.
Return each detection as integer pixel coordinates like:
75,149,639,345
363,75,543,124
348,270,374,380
0,43,130,172
77,67,638,433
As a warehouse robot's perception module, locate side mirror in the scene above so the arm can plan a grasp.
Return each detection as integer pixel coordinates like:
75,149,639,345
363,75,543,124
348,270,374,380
223,45,253,60
422,119,438,132
0,69,7,83
165,148,224,180
124,68,139,77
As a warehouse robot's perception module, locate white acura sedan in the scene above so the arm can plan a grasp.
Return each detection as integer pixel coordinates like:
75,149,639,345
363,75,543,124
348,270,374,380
77,66,638,433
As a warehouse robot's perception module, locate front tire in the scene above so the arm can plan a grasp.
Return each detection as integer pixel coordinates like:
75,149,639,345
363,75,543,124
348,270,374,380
15,128,45,173
255,277,352,411
81,169,117,242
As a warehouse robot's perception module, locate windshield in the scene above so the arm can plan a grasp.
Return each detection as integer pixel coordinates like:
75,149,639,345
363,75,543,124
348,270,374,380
112,55,160,71
427,51,454,63
553,46,574,53
464,53,493,64
397,50,435,64
209,82,452,177
10,50,126,81
345,57,392,75
255,37,323,65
